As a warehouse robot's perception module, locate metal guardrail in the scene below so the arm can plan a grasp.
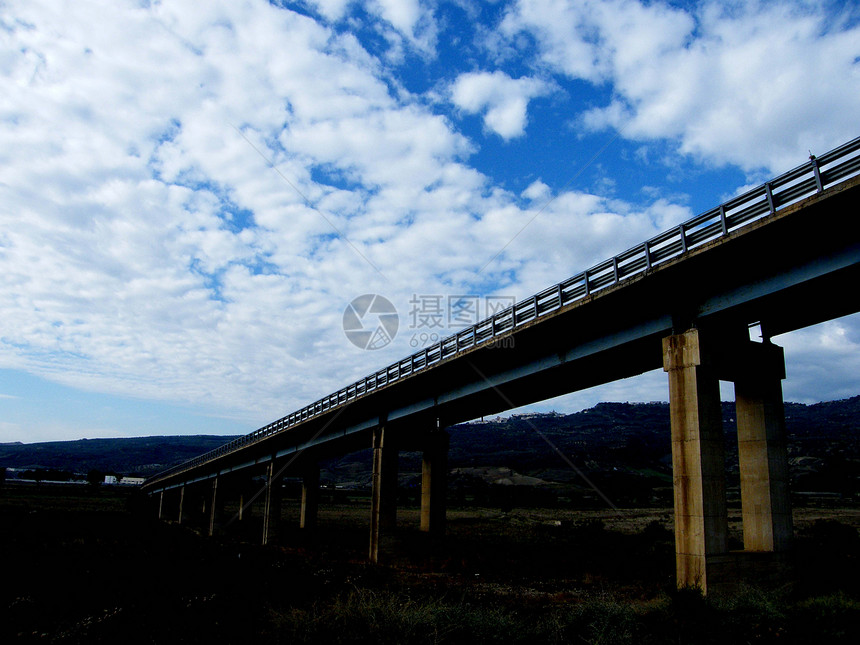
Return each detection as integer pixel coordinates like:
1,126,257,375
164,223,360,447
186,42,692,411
146,135,860,487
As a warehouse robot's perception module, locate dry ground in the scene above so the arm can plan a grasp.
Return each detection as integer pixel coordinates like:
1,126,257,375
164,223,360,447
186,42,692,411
2,483,859,644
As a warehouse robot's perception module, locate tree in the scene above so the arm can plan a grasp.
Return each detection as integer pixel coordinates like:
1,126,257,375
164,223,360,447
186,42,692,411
87,469,103,488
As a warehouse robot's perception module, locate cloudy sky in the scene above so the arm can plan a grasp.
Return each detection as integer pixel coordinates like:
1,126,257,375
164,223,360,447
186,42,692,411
2,0,859,444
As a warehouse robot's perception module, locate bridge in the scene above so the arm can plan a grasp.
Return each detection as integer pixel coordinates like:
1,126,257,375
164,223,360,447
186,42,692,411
142,136,860,592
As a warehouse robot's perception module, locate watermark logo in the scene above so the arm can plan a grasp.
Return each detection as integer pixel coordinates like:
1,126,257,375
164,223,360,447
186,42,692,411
407,294,516,348
343,293,517,351
343,294,399,350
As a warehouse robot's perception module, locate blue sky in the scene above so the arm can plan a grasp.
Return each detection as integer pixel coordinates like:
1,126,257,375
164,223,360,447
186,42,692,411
1,0,859,443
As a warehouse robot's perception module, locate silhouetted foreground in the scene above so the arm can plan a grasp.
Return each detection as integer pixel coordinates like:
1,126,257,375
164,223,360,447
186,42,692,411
2,483,859,644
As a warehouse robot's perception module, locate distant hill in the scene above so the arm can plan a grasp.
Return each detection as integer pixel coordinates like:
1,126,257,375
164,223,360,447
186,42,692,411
319,397,860,504
0,435,239,477
2,397,859,501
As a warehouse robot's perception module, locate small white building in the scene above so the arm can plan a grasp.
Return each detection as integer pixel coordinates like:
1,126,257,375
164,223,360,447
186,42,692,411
103,475,144,485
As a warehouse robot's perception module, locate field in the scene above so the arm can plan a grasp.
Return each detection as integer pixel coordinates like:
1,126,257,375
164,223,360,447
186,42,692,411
2,482,860,644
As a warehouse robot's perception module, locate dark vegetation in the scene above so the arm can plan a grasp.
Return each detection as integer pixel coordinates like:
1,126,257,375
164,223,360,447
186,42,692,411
2,396,860,642
0,435,235,478
320,396,860,507
3,396,860,504
1,484,859,644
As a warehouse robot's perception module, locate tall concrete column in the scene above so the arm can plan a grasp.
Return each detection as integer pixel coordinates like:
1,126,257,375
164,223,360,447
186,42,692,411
231,478,261,535
369,424,398,563
262,460,283,546
420,430,448,536
157,491,164,520
734,341,792,553
663,329,729,592
238,490,246,522
178,485,186,525
300,464,320,530
237,479,256,523
208,477,221,537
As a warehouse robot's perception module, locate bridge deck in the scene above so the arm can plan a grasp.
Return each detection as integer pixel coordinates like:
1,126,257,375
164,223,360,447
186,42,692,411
143,137,860,494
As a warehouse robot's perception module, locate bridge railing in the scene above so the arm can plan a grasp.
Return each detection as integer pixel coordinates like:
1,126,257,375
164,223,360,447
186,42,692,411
146,135,860,487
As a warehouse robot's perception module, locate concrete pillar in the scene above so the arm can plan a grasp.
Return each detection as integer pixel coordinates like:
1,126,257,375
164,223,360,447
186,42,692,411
178,485,186,525
663,329,729,592
235,478,259,526
734,341,792,553
369,424,398,563
300,465,320,530
238,490,246,522
157,491,164,520
239,480,257,522
420,430,449,535
262,460,283,546
208,477,221,537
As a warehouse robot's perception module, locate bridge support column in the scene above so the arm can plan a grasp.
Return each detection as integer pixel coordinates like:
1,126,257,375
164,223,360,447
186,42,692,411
420,430,448,536
300,465,320,531
735,342,792,553
663,329,728,592
208,477,222,537
237,480,254,522
262,460,283,546
157,491,164,520
226,481,254,539
178,485,186,525
369,425,398,563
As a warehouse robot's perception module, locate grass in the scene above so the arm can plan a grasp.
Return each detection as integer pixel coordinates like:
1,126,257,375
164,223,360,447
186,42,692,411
268,585,860,645
2,482,859,644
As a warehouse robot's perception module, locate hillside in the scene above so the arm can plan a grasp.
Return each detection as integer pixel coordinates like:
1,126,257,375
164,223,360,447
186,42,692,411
0,435,238,477
320,397,860,505
2,397,859,501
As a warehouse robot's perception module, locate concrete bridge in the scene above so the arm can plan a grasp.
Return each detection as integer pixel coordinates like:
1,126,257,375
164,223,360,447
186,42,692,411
142,136,860,592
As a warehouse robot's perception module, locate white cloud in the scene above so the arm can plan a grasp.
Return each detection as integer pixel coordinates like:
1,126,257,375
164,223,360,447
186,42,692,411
1,0,857,442
366,0,438,56
503,0,860,173
307,0,355,22
0,1,578,428
775,315,860,404
450,70,553,139
521,180,550,201
372,0,422,35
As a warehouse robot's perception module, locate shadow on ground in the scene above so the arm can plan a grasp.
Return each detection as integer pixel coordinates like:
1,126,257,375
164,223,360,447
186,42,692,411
2,484,859,644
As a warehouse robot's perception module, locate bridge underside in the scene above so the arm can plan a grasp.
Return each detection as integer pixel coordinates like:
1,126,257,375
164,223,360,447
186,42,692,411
145,176,860,593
